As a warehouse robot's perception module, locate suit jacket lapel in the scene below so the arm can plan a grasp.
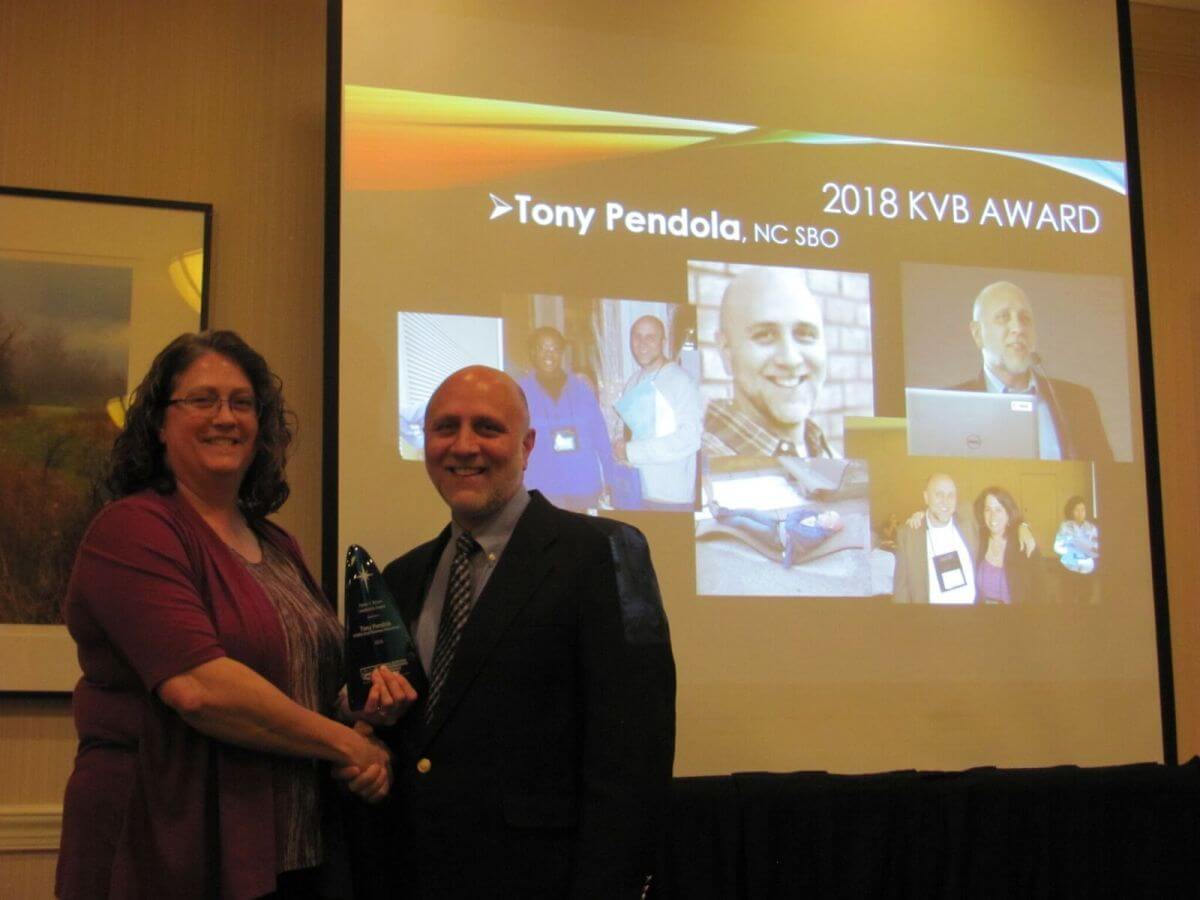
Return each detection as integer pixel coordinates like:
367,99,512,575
401,527,450,629
386,527,448,702
420,493,558,744
1036,376,1076,459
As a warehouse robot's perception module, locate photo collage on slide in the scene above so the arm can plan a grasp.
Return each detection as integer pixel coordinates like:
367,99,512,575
879,262,1129,607
366,63,1136,608
392,258,881,599
396,294,703,514
393,249,1128,606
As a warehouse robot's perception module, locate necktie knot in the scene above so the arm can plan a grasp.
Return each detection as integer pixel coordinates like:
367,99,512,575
456,532,479,557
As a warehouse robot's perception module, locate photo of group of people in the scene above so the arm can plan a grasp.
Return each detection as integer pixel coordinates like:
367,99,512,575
396,296,705,513
393,257,1126,604
502,295,702,514
848,417,1103,605
889,476,1100,606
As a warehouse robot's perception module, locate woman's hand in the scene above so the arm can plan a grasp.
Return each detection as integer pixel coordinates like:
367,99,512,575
340,666,419,727
333,721,393,804
157,656,397,802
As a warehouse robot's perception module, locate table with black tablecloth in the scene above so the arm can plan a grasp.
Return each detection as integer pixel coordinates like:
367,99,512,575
659,759,1200,899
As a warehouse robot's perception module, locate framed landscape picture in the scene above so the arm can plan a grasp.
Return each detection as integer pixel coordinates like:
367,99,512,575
0,186,210,692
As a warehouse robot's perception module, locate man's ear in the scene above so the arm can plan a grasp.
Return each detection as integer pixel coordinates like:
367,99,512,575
521,427,536,469
969,320,983,351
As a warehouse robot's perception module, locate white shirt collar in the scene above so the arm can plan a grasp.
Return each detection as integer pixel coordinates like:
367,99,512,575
450,486,530,563
982,365,1038,395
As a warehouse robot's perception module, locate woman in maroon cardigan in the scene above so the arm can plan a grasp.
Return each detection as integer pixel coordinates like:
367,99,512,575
56,331,415,900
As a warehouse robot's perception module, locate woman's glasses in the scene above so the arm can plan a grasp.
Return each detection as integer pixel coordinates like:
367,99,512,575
166,393,259,416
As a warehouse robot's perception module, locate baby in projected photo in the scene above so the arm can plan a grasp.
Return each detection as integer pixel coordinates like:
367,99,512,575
709,504,844,568
399,401,427,457
695,456,880,597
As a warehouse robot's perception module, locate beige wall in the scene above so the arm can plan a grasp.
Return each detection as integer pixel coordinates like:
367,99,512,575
0,1,1197,893
0,0,327,888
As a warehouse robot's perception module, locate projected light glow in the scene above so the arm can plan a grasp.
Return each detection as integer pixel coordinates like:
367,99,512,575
335,0,1164,775
346,86,1128,196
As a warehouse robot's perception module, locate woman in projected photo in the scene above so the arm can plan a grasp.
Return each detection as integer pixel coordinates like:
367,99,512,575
973,486,1042,605
56,331,412,900
1055,495,1100,603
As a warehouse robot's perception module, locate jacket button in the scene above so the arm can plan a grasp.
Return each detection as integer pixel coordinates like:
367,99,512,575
416,758,432,774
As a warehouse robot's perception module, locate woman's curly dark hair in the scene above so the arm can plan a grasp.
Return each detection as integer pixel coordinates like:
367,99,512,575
1063,495,1088,521
106,330,294,518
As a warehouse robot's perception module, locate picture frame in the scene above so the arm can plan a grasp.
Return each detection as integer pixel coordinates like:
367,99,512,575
0,186,211,692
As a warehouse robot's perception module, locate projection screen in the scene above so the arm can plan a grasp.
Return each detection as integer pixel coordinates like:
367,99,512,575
330,0,1170,775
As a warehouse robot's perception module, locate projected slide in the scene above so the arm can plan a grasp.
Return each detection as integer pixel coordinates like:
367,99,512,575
337,2,1163,773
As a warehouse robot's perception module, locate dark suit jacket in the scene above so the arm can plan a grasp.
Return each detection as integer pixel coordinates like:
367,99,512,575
953,371,1113,461
367,491,676,900
892,513,979,603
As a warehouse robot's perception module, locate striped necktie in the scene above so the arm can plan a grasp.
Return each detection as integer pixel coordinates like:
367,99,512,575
425,532,478,722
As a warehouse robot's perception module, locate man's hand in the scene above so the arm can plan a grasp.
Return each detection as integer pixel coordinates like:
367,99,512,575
905,510,925,530
340,665,418,728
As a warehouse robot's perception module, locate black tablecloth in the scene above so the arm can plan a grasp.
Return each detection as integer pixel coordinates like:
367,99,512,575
658,759,1200,899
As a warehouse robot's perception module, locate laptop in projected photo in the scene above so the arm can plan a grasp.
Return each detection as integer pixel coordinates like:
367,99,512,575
905,387,1038,459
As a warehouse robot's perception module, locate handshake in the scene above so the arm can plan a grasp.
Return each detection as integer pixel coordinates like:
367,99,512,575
333,665,418,803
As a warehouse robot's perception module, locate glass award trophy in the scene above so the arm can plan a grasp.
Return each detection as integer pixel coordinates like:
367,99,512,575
344,544,420,711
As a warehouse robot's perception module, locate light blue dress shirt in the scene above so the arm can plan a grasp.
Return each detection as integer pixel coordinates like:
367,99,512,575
982,367,1062,460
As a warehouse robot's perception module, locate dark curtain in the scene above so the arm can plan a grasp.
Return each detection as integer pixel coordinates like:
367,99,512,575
658,759,1200,899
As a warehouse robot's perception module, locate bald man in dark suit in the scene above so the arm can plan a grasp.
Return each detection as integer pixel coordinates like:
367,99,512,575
365,366,675,900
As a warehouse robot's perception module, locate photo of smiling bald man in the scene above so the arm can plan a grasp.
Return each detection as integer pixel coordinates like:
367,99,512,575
692,262,874,459
688,262,880,598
